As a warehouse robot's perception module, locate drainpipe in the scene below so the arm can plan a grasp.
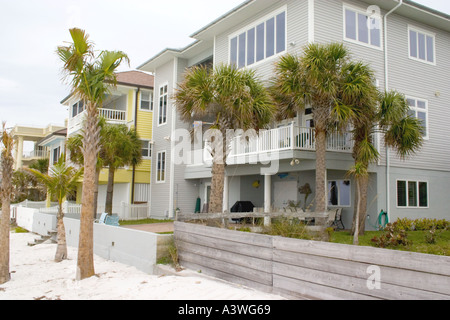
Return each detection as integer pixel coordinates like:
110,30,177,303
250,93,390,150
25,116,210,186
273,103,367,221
131,88,141,204
384,0,403,220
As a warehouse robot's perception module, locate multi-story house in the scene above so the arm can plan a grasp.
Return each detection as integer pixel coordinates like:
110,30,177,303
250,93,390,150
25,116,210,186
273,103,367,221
11,124,66,171
138,0,450,230
61,70,155,216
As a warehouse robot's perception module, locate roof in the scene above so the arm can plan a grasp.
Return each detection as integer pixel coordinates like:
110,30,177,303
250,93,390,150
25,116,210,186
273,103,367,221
116,70,154,89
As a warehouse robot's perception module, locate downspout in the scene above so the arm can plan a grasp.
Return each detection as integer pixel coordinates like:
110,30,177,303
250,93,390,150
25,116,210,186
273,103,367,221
131,88,141,204
384,0,403,220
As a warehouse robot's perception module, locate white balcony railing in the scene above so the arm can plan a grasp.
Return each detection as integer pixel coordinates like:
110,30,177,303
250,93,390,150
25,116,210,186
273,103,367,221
229,124,353,158
68,108,127,135
23,149,47,160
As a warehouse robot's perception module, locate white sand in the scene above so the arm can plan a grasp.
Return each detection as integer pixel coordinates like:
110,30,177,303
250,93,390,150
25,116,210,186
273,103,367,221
0,232,285,301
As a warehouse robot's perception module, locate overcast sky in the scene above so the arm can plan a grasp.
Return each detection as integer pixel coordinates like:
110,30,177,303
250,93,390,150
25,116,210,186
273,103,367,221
1,0,449,133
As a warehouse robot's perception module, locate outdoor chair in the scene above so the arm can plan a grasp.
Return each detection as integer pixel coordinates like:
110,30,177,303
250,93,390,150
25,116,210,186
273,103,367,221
327,209,337,228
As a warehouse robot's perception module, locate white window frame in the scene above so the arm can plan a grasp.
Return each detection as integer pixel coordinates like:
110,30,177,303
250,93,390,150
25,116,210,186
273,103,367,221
158,83,168,126
408,25,436,66
228,5,287,69
343,4,383,51
328,179,352,208
406,96,429,140
156,150,166,184
140,90,153,112
141,140,152,160
396,179,429,209
52,146,61,165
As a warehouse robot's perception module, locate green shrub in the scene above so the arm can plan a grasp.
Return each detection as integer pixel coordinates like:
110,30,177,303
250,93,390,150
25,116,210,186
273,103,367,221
393,218,448,232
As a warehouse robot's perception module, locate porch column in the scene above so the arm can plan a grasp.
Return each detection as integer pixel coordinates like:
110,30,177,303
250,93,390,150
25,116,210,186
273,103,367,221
223,175,229,213
264,174,272,226
15,136,24,170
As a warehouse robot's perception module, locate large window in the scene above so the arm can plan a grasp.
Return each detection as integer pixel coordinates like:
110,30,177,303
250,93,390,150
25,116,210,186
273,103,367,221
407,97,428,139
158,84,168,125
397,180,428,208
141,140,152,159
328,180,351,207
71,100,85,118
409,26,435,64
52,146,61,165
230,8,286,68
156,151,166,183
140,91,153,111
344,6,381,49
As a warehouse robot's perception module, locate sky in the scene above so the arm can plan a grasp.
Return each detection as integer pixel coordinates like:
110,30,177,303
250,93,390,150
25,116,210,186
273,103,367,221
1,0,449,132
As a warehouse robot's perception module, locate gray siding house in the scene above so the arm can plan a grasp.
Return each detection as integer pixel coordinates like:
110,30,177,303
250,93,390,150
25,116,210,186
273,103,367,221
138,0,450,230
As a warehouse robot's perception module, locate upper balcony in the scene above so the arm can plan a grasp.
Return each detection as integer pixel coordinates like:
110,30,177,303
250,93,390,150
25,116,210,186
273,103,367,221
68,108,127,136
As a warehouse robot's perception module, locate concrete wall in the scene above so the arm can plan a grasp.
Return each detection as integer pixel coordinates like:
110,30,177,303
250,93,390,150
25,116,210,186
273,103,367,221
15,207,172,275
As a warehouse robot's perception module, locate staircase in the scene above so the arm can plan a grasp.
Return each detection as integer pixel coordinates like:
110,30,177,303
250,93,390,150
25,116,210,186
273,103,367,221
28,230,57,246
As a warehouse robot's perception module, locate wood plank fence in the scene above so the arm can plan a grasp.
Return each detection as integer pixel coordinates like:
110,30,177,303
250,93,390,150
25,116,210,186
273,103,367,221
174,222,450,300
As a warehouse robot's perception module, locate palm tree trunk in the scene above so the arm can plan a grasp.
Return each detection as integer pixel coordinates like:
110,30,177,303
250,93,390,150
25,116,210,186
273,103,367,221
105,166,115,215
209,161,225,213
353,178,361,245
55,204,68,262
352,174,369,236
315,128,327,213
77,103,99,280
0,147,13,285
93,169,100,220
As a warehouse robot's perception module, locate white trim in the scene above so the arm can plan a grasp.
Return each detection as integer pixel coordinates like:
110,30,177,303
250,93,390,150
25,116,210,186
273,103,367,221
156,150,167,184
141,139,152,160
228,5,287,69
396,179,429,209
407,24,436,66
406,95,429,140
157,82,169,127
327,179,352,208
139,90,153,112
343,3,383,51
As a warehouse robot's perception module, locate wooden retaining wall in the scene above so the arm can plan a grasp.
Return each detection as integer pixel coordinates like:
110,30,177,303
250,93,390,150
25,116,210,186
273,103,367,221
174,222,450,300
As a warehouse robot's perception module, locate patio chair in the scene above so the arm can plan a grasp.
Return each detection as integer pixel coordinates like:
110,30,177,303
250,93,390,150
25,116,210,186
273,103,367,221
327,209,337,227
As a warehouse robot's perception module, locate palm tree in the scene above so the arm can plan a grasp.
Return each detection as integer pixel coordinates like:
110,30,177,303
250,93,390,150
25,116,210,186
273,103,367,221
28,156,83,262
351,90,424,235
272,43,372,213
0,123,14,285
174,64,275,213
57,28,129,279
101,123,142,215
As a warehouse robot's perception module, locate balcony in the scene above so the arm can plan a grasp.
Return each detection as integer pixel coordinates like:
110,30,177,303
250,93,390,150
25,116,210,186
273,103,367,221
192,124,353,168
68,108,127,136
229,124,353,158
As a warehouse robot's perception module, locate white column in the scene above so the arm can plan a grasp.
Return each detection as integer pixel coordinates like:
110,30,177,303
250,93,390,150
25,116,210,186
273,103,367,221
15,136,24,170
223,175,229,213
264,174,272,226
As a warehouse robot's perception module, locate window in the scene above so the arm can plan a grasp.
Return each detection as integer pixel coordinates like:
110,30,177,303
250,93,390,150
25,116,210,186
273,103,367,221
158,85,168,125
407,97,428,139
409,26,435,64
71,100,85,118
141,140,152,159
344,6,381,49
328,180,351,207
156,151,166,183
140,91,153,111
52,146,61,165
397,180,428,208
230,8,286,68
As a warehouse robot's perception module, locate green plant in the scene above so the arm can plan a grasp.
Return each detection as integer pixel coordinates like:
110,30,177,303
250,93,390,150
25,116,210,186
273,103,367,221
371,223,411,248
263,218,312,240
14,227,28,233
168,239,182,272
425,227,438,244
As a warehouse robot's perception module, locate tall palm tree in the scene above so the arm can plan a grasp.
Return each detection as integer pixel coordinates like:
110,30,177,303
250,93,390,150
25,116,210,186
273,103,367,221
28,157,83,262
101,123,142,215
351,90,424,235
272,43,371,213
57,28,129,280
0,123,14,285
174,64,275,213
